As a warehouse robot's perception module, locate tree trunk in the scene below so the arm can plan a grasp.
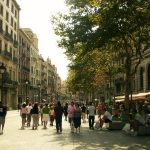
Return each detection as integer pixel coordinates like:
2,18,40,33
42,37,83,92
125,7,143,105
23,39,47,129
124,55,132,113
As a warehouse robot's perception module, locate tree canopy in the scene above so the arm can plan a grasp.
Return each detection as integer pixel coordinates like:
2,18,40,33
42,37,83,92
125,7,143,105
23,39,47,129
52,0,150,111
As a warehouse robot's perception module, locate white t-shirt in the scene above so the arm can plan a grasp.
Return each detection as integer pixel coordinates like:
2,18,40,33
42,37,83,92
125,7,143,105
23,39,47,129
103,111,112,121
27,106,32,114
88,106,95,116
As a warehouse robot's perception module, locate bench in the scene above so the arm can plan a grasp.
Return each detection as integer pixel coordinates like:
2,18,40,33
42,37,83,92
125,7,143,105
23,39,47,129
108,121,125,130
137,125,150,136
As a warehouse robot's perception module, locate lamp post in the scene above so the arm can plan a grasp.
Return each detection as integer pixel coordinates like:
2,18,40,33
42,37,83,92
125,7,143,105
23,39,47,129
0,63,6,103
37,84,41,103
25,80,29,104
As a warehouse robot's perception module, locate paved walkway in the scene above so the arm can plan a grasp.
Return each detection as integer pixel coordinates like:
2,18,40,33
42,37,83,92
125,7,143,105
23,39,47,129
0,110,149,150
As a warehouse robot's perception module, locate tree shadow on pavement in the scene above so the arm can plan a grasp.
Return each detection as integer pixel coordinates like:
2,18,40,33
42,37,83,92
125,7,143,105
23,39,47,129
45,126,150,150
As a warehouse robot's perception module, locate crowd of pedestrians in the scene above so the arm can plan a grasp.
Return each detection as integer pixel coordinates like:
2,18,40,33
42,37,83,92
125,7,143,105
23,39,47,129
18,100,96,134
1,99,150,136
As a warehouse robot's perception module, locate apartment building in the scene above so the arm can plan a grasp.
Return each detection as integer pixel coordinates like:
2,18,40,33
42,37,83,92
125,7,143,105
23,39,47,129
18,28,31,104
114,48,150,102
0,0,62,108
22,28,41,102
0,0,20,109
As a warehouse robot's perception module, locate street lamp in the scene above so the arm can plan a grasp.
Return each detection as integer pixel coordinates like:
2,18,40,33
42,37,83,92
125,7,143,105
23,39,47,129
37,84,41,103
0,63,6,103
25,80,29,104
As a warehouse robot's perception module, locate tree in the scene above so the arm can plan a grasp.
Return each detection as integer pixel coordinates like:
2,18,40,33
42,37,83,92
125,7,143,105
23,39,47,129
52,0,150,112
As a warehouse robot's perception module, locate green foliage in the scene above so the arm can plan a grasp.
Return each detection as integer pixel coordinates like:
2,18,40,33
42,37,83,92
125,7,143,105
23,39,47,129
52,0,150,111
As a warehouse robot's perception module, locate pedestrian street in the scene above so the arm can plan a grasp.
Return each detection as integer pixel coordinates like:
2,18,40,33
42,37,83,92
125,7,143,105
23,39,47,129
0,110,149,150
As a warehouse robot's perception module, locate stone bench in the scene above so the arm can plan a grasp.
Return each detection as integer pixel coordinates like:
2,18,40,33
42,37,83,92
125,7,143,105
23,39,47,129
108,121,125,130
137,125,150,136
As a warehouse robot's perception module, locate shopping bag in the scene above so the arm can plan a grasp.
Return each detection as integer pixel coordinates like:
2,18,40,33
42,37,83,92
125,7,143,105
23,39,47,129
122,123,130,132
95,121,100,130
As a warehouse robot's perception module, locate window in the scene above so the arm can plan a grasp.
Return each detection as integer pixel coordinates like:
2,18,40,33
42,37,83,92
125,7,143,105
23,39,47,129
14,34,16,41
10,46,12,54
11,16,13,27
6,0,9,7
11,30,13,39
14,22,16,30
13,49,15,57
13,71,15,81
6,11,9,22
0,19,2,29
9,69,12,80
11,5,14,13
5,43,8,50
15,10,17,18
0,5,3,16
31,66,34,74
5,25,8,33
36,70,38,76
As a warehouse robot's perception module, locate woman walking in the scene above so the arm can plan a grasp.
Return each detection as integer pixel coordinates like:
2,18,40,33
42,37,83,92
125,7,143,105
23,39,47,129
68,101,75,132
26,103,32,127
49,103,55,126
63,103,68,121
42,103,50,129
20,103,28,129
31,103,39,130
73,103,82,133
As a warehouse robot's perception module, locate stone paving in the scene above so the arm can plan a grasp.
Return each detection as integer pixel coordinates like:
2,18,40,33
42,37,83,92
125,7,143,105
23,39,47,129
0,110,150,150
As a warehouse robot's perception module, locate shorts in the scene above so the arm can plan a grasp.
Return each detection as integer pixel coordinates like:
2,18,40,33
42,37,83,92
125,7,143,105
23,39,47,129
42,114,49,122
22,113,27,119
0,117,5,124
68,117,73,124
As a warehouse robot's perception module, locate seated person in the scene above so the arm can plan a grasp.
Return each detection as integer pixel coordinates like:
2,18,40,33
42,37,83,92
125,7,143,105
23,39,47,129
100,108,112,128
130,110,146,134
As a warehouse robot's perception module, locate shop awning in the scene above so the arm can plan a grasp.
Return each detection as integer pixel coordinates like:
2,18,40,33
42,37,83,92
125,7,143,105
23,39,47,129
115,92,150,102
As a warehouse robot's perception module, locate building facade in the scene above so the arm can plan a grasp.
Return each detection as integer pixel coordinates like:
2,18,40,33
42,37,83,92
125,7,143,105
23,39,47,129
0,0,62,109
0,0,20,109
18,28,30,104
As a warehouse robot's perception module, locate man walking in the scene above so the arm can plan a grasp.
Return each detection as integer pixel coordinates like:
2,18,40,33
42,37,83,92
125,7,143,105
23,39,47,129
0,101,7,134
88,102,96,130
54,101,64,133
81,103,87,123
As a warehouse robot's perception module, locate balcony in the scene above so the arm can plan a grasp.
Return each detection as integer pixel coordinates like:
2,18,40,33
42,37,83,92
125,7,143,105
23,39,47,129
13,57,18,63
14,40,19,48
22,66,30,72
1,50,12,60
0,28,4,34
12,80,18,86
4,32,13,42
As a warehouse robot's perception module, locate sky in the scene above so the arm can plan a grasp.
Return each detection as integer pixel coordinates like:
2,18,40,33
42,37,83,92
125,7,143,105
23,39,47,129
16,0,69,81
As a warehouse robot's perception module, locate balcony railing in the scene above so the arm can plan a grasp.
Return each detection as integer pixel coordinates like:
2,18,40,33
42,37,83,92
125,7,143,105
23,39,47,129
14,40,19,48
1,50,12,60
0,28,4,34
12,80,18,86
4,32,13,42
13,57,18,63
22,66,30,72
